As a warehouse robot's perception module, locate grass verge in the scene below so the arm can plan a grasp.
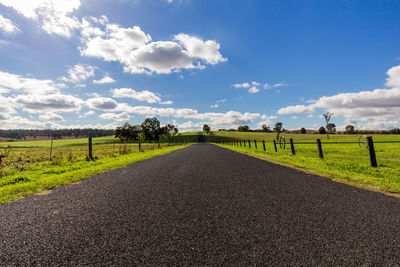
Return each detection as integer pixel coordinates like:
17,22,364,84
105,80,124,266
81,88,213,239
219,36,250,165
0,144,189,204
216,143,400,197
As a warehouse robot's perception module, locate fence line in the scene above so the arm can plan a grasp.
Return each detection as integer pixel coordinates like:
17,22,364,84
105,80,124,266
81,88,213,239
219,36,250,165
215,136,400,168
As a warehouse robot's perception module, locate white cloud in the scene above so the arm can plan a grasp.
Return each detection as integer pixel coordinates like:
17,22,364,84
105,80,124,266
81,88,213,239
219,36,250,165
0,14,19,34
173,33,227,65
87,97,118,110
159,100,173,105
216,99,226,103
60,64,95,84
14,93,83,113
386,65,400,88
0,0,81,37
264,82,288,90
78,110,95,118
80,20,226,74
210,104,219,108
39,112,64,122
233,82,251,88
277,104,315,114
291,116,298,119
0,70,62,94
248,86,260,93
93,75,115,84
111,88,161,103
99,112,130,122
277,65,400,129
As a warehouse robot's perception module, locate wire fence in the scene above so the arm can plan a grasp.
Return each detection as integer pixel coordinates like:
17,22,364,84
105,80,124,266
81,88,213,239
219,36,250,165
0,137,188,169
213,136,400,168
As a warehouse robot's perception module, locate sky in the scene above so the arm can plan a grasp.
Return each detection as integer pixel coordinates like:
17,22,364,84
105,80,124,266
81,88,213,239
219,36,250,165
0,0,400,132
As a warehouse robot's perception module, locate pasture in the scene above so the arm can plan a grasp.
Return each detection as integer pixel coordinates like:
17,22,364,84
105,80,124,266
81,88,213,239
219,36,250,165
212,131,400,195
0,135,196,203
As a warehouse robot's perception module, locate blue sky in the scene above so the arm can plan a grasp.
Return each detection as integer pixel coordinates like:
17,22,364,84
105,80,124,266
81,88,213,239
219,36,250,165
0,0,400,131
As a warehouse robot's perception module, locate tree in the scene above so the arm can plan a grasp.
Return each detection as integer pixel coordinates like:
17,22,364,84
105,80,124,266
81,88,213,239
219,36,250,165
203,124,210,134
318,127,327,134
115,122,141,141
300,127,307,134
161,124,179,143
238,125,250,132
262,125,271,132
326,123,336,134
323,112,334,139
141,117,161,142
273,122,283,141
345,125,355,134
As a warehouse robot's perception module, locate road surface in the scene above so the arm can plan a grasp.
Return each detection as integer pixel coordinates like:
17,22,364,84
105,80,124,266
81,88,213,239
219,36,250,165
1,143,400,265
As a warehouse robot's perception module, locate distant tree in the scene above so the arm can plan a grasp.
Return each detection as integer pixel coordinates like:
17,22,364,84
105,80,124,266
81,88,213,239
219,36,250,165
115,122,141,141
345,125,355,134
203,124,210,135
161,124,178,143
238,125,250,132
300,127,307,134
323,112,334,139
262,125,271,132
326,123,336,134
141,117,162,142
318,127,327,134
273,122,283,141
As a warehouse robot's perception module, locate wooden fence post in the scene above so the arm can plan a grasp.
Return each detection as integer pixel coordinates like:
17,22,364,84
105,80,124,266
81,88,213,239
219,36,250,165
290,138,295,155
139,140,141,151
248,140,251,148
88,136,93,160
367,136,377,167
158,140,160,149
316,139,323,159
262,140,266,151
240,140,242,147
273,140,277,152
49,138,54,161
254,140,257,149
244,140,246,147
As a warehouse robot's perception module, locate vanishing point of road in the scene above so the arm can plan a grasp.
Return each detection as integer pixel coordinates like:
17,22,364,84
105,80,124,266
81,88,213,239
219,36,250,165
1,143,400,265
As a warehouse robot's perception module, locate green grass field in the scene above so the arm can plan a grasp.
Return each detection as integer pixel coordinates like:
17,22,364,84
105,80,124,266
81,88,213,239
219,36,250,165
212,131,400,196
0,134,197,204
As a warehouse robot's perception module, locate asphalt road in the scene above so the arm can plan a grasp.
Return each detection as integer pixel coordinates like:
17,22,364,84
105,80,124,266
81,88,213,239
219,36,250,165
1,143,400,265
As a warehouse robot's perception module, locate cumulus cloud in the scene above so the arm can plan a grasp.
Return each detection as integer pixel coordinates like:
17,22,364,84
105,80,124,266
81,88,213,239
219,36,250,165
0,70,63,94
277,65,400,129
14,93,83,113
87,97,118,110
39,112,65,122
78,110,95,118
111,88,161,104
159,100,173,105
93,75,115,84
0,14,20,34
248,86,260,93
210,104,219,108
99,112,130,122
173,33,227,65
80,19,226,74
0,0,81,37
233,81,278,93
60,64,95,84
386,65,400,88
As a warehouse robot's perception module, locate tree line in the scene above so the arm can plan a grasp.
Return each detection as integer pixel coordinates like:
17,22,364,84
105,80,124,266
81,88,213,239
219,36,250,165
0,129,114,140
114,117,178,142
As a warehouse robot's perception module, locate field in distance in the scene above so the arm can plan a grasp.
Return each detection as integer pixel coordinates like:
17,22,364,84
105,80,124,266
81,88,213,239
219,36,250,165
212,131,400,196
207,131,399,142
